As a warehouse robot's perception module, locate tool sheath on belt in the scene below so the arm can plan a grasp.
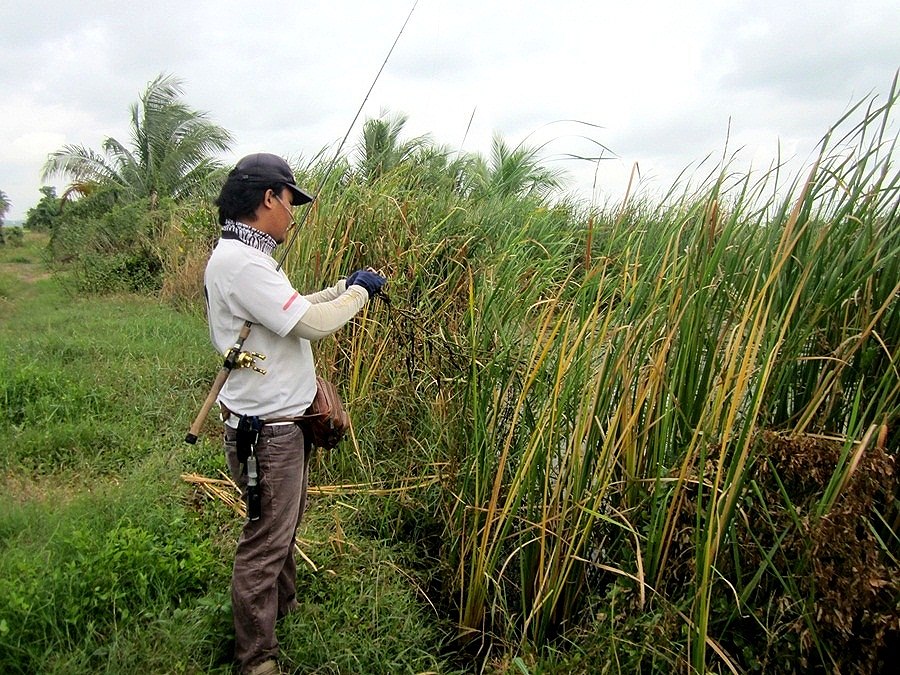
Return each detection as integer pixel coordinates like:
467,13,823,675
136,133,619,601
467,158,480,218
236,415,263,521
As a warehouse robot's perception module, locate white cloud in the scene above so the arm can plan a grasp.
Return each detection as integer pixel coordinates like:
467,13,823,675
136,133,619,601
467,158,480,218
0,0,897,219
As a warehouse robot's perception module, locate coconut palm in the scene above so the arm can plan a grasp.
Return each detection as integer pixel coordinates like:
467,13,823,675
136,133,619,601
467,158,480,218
356,110,429,182
42,74,233,207
473,133,564,200
0,189,9,225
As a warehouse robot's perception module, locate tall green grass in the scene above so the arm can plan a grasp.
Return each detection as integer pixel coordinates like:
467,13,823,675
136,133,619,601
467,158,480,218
276,86,898,672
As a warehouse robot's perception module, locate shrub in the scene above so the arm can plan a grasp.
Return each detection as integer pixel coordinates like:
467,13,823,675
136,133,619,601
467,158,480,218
49,192,169,293
24,186,61,232
3,226,24,246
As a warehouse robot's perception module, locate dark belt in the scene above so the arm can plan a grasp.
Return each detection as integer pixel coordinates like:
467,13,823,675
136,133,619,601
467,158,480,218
220,403,305,426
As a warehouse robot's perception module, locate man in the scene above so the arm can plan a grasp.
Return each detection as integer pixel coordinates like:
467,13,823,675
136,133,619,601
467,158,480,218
205,152,386,675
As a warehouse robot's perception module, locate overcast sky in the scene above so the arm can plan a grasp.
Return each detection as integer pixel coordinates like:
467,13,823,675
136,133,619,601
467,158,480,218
2,0,898,220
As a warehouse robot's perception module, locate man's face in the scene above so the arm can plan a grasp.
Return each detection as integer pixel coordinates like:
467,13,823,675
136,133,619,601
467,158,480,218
271,188,296,243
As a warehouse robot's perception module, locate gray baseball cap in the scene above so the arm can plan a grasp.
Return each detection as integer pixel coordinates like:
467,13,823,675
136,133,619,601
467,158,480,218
232,153,313,205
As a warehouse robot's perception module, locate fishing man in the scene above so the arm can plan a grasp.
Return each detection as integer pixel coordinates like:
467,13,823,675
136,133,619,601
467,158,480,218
205,152,386,675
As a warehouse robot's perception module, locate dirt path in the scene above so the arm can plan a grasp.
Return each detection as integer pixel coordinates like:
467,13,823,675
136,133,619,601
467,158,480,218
0,260,52,282
0,231,52,283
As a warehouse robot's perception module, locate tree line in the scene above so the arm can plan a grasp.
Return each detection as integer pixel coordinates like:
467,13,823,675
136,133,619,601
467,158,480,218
20,73,568,293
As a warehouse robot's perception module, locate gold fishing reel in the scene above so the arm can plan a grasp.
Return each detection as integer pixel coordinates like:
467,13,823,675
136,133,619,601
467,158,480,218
228,349,267,375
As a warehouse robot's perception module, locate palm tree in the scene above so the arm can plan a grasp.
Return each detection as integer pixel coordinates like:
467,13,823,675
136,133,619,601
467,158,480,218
0,189,9,226
405,144,482,196
42,74,233,207
0,189,9,245
473,133,564,200
356,111,429,182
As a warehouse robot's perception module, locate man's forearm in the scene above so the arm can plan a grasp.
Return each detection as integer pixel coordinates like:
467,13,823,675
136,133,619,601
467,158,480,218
291,286,368,341
303,279,347,304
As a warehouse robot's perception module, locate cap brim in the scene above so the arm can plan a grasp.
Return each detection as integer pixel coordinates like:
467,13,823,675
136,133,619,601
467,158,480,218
287,184,314,205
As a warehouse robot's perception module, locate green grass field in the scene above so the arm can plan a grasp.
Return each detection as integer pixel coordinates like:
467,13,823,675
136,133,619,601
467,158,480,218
0,232,458,675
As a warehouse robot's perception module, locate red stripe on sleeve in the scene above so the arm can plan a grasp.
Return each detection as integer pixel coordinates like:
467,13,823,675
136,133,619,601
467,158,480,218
282,292,299,310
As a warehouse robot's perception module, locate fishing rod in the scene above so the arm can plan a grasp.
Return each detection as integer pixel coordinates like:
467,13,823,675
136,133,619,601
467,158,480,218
185,0,419,444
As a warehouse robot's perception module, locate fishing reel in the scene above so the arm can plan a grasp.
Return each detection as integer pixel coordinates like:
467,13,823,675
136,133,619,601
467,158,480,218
228,349,267,375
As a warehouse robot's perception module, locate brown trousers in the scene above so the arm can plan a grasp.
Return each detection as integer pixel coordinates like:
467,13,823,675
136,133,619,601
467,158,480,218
225,423,310,672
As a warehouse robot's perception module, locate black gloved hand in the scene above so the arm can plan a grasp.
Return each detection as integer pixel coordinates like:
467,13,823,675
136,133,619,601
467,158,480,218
348,269,387,298
346,269,364,287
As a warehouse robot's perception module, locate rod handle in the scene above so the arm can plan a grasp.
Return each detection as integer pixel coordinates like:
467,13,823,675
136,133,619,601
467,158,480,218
184,366,229,444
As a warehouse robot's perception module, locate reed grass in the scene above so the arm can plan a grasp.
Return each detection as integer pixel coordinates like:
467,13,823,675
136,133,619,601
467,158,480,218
261,84,900,671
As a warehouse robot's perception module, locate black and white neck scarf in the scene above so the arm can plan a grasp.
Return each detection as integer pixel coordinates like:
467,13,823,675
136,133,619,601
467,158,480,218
221,219,277,257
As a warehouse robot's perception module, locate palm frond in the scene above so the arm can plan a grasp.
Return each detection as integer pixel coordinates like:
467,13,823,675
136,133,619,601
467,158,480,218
44,72,233,204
